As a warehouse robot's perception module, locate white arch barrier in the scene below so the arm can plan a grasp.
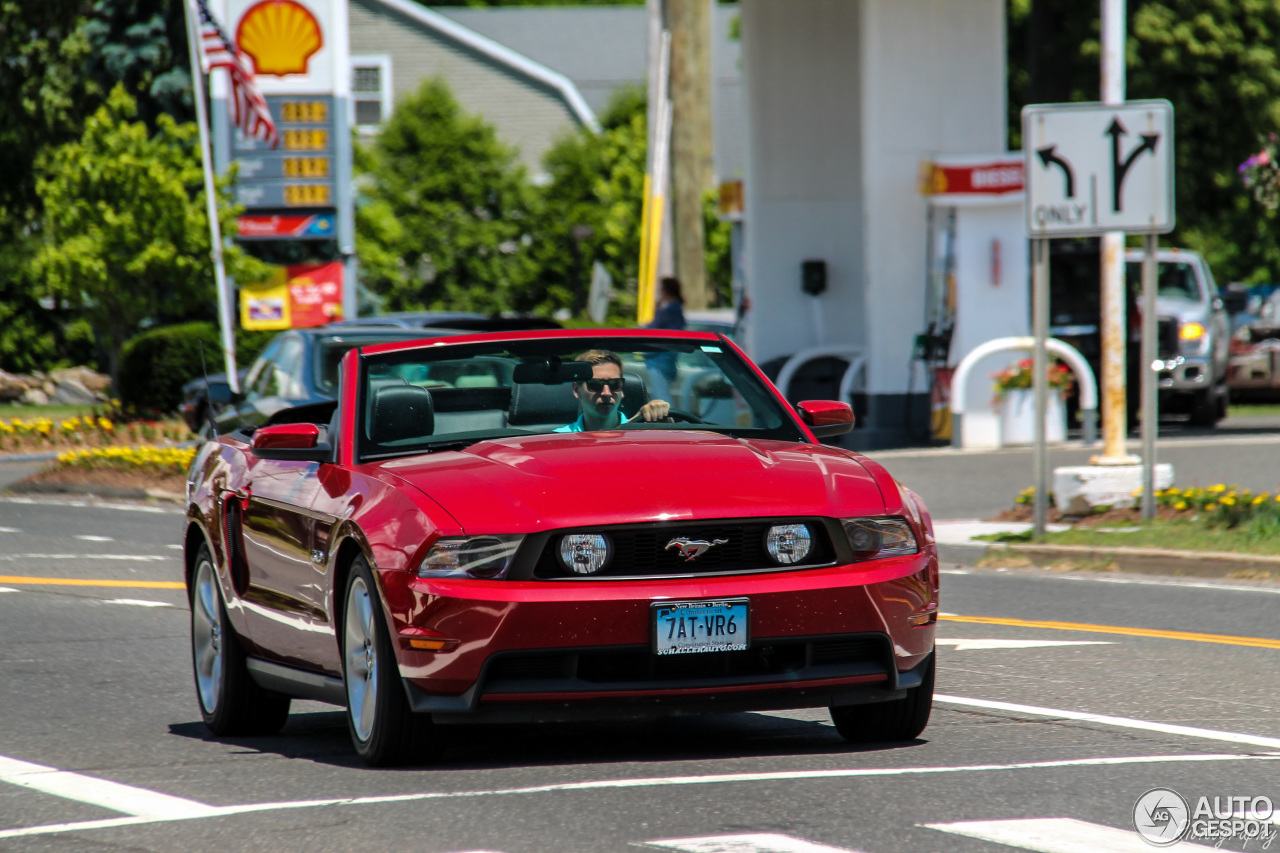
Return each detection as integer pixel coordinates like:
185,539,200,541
950,337,1098,449
774,346,864,402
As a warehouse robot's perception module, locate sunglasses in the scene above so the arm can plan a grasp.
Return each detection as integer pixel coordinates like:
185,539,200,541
583,378,624,393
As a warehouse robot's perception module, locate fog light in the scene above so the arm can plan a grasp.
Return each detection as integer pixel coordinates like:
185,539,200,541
765,523,812,565
559,533,611,575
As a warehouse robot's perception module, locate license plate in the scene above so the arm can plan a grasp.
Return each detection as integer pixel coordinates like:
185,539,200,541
651,599,749,655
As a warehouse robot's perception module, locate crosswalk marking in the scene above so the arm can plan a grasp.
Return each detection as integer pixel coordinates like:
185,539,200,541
645,834,861,852
925,818,1221,852
0,755,217,820
3,753,1279,841
105,599,173,608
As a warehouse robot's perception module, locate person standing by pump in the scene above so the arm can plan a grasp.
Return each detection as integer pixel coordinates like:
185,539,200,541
644,276,685,402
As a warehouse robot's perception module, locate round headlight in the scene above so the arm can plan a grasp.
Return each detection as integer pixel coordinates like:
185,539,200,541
765,523,812,565
558,533,611,575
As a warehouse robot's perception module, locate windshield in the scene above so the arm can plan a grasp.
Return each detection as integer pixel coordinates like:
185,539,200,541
356,336,802,461
316,334,445,393
1125,261,1203,302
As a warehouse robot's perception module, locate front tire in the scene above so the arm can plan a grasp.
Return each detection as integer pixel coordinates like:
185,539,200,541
343,556,440,766
1188,387,1220,427
190,544,291,736
830,652,934,743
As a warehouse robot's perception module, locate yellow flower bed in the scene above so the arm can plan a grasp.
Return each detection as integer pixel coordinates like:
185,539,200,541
0,412,189,453
54,445,197,475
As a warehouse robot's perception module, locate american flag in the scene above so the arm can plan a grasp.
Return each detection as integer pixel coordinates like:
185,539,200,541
189,0,278,148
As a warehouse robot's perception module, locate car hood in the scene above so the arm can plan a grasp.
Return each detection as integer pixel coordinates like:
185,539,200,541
375,431,887,532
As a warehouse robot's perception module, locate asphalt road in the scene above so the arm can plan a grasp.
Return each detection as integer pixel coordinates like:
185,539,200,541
873,412,1280,520
1,495,1278,853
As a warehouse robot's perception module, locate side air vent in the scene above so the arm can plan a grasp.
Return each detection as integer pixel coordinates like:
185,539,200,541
223,496,249,595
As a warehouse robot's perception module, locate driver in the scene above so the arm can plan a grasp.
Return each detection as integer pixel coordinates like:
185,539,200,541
555,349,670,432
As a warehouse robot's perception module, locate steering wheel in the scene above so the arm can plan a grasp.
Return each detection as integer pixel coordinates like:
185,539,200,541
621,408,705,426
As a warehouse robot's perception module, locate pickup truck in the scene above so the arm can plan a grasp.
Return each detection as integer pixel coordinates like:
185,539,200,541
1048,244,1230,426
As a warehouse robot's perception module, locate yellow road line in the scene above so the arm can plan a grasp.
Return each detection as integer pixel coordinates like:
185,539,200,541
941,614,1280,650
0,576,185,590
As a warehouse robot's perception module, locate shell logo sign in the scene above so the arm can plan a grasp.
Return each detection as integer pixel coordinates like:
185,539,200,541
236,0,323,77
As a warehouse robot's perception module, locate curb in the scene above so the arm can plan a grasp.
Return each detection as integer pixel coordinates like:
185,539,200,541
4,480,184,504
970,542,1280,579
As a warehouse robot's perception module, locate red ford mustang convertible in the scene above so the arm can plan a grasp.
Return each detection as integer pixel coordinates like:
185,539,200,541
182,330,939,765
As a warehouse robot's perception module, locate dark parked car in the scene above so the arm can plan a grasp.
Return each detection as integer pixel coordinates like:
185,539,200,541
181,327,460,436
331,311,562,333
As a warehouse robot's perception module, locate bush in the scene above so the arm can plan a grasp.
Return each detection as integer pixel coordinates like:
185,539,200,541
117,322,223,413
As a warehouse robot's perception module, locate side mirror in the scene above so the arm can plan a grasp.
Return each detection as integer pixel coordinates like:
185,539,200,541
796,400,855,438
251,423,331,462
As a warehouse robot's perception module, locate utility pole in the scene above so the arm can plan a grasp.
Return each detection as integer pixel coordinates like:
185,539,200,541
666,0,714,310
1094,0,1138,465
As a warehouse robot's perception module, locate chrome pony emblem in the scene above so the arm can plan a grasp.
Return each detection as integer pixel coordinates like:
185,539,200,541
665,537,729,562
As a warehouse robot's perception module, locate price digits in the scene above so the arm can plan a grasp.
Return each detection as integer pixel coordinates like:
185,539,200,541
283,129,329,151
284,184,332,206
281,101,329,123
283,157,330,178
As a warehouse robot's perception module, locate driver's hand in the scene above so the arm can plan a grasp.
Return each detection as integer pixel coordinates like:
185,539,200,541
628,399,671,423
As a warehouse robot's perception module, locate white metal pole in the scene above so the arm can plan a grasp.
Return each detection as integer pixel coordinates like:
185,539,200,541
1032,238,1049,538
182,0,240,393
1141,233,1158,517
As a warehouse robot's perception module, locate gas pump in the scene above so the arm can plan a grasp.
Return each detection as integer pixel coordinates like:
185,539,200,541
919,155,1029,442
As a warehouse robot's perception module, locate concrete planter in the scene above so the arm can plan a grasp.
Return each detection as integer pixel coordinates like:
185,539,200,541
998,389,1066,445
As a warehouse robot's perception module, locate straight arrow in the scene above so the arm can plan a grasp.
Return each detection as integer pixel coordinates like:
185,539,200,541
1107,117,1159,212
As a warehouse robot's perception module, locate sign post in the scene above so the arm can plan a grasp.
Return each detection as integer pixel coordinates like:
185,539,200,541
210,0,352,327
1022,99,1174,535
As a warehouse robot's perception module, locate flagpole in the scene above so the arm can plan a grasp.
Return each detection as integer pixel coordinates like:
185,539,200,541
183,0,240,394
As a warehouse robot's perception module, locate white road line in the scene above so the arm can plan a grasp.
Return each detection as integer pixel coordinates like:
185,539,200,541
166,544,184,550
2,754,1277,840
925,817,1221,852
940,568,969,575
937,695,1280,749
106,599,173,608
0,527,19,533
0,755,218,820
936,639,1113,651
0,496,178,514
75,535,114,542
1049,574,1280,595
0,554,170,562
0,587,16,593
645,833,861,852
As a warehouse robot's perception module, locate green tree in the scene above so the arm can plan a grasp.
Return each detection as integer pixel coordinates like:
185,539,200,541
1128,1,1280,283
354,78,537,312
1008,0,1280,283
81,0,195,127
526,87,648,322
29,85,268,382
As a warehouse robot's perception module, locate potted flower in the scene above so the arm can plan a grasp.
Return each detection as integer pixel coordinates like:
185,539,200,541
991,358,1074,445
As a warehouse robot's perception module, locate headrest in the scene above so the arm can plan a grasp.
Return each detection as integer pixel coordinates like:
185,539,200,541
370,385,434,444
622,371,648,410
507,382,580,426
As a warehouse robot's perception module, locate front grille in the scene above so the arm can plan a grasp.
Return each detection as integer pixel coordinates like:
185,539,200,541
532,519,835,579
1157,318,1179,360
480,634,889,695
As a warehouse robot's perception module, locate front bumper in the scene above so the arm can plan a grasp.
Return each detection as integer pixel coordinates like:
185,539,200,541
1156,354,1213,393
379,552,938,721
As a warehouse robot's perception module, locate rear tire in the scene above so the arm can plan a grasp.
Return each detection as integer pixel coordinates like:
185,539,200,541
190,544,291,736
830,652,934,743
343,555,441,766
